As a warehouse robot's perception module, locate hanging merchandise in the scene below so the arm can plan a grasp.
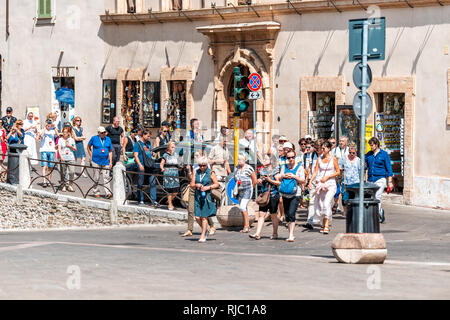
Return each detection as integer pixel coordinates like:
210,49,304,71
167,80,187,130
336,105,360,147
308,92,335,140
375,93,405,190
142,82,161,128
122,81,140,132
102,80,116,124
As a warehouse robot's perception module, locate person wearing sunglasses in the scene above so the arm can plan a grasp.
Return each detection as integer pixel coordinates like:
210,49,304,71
155,123,171,149
276,150,305,242
365,137,394,224
72,116,87,177
87,126,113,199
234,153,257,233
341,143,360,217
190,156,220,242
303,139,323,230
308,141,340,234
105,116,124,170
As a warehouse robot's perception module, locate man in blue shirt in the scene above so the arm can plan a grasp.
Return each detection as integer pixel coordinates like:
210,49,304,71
365,137,394,223
87,126,113,199
133,129,157,206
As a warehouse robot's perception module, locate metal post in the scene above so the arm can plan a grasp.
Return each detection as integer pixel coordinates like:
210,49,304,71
253,99,258,198
234,116,239,167
358,20,369,233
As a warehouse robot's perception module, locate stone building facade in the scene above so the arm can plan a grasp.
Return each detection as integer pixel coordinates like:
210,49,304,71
0,0,449,208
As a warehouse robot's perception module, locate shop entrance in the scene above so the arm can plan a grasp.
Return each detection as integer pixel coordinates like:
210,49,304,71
308,92,336,140
52,76,75,130
375,93,405,194
227,65,254,134
122,81,140,132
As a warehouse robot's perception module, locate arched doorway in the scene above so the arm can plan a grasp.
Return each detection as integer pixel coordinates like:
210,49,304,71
226,64,254,132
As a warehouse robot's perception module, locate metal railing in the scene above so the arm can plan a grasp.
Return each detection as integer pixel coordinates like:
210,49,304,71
27,157,113,198
123,168,191,209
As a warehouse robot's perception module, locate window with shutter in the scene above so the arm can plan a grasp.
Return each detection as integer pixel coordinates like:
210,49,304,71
38,0,52,18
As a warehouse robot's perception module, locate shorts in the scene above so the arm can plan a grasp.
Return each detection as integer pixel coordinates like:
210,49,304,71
258,194,280,214
282,195,301,223
41,152,55,168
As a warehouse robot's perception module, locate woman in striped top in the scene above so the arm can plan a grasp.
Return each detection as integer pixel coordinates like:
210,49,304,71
234,154,257,233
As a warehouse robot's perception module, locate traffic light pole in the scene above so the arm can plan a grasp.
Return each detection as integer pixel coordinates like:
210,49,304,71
234,116,239,167
358,20,369,234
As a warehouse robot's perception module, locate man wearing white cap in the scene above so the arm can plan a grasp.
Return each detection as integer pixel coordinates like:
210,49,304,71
87,126,113,199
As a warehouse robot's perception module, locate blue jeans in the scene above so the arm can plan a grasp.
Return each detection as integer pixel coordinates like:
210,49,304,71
137,168,157,203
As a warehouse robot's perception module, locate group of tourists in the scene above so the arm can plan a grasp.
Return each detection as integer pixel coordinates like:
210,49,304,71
1,106,394,243
180,125,393,243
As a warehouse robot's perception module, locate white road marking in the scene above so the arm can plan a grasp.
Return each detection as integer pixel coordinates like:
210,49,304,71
0,242,53,252
52,241,450,267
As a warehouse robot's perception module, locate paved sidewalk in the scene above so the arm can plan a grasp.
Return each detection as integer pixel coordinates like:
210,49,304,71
0,203,449,299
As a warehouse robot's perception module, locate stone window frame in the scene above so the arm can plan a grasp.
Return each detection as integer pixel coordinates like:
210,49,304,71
367,76,415,205
299,75,346,139
160,66,195,131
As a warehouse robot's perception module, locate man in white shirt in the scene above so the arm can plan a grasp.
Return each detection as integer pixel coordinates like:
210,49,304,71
239,129,262,166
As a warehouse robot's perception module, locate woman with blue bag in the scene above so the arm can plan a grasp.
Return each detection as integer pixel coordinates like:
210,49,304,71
277,150,305,242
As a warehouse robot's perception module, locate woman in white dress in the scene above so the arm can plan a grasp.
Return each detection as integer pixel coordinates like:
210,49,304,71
23,112,39,165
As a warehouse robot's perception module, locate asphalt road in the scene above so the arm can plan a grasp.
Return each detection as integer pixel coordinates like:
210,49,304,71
0,204,449,299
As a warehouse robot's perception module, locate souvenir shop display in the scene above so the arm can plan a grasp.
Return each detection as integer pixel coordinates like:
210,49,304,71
375,93,405,188
336,105,360,147
142,82,160,128
167,80,186,130
122,81,140,132
102,80,116,124
308,92,335,140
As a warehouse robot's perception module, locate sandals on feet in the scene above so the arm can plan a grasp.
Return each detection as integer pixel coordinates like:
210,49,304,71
270,234,278,240
240,227,250,233
209,227,216,236
181,230,193,237
249,234,261,240
285,237,295,242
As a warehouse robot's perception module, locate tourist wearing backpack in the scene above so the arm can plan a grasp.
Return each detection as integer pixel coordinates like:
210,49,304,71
276,150,305,242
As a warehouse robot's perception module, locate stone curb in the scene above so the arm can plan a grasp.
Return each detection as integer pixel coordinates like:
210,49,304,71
0,182,187,222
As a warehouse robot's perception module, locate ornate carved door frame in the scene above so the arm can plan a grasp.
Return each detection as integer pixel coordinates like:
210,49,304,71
197,21,280,151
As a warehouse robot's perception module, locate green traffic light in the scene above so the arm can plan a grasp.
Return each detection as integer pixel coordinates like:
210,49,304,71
234,72,250,114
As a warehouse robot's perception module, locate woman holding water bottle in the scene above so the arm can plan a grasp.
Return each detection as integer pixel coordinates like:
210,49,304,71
191,156,220,243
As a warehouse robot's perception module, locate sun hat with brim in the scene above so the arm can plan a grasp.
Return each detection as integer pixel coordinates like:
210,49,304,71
97,126,106,133
282,142,294,149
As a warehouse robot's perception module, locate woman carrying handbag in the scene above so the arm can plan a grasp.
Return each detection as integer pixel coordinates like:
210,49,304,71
249,155,281,240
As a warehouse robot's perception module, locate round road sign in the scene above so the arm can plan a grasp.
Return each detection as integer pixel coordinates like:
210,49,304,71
248,73,262,92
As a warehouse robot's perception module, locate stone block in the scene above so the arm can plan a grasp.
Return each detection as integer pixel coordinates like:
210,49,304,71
332,233,386,249
216,203,256,228
332,233,387,264
332,248,387,264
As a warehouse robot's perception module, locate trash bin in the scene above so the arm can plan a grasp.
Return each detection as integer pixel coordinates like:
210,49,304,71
344,182,381,233
6,144,28,185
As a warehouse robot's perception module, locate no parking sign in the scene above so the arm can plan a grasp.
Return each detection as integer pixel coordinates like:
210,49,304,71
248,73,262,92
